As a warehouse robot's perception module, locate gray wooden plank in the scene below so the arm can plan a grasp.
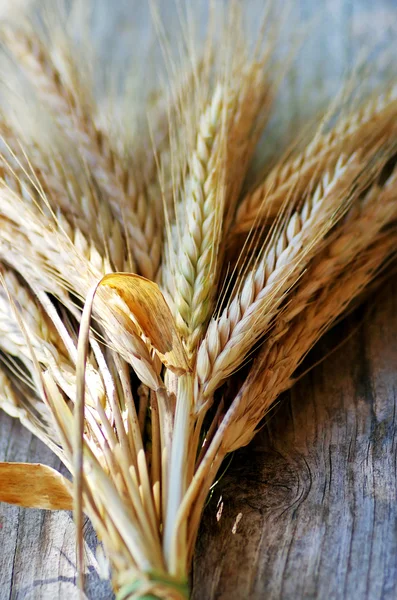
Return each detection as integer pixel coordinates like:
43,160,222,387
2,278,396,600
0,414,112,600
192,281,397,600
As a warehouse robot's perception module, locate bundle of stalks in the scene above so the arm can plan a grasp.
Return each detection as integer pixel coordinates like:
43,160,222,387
0,2,396,600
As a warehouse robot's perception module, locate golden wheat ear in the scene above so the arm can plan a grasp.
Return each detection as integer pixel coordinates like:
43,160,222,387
2,23,162,278
232,83,397,238
196,148,380,404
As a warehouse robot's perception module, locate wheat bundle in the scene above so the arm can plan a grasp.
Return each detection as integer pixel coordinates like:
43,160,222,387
0,2,396,599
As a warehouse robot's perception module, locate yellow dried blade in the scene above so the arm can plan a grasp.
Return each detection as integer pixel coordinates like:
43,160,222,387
100,273,190,374
0,462,73,510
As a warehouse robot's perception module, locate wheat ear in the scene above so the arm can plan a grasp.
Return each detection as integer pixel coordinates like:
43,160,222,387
276,169,397,326
166,63,275,358
170,85,226,358
4,26,161,278
0,122,128,273
0,137,133,273
0,186,162,390
223,234,397,452
233,85,397,235
196,152,367,400
222,58,274,230
182,171,397,530
34,153,132,273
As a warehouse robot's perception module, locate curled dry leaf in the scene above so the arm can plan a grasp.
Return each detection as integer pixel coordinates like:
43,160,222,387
0,462,73,510
100,273,190,375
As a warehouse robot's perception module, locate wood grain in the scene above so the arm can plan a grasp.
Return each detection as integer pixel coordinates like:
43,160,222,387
1,1,397,599
1,282,396,599
192,281,397,599
0,415,113,600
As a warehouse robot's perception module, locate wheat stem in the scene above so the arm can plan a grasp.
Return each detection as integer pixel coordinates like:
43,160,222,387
164,373,194,575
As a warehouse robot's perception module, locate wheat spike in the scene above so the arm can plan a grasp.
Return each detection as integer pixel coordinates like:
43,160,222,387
0,186,162,390
4,26,161,278
275,170,397,327
0,140,133,273
0,118,130,274
166,59,276,358
223,58,274,230
196,152,368,400
222,234,396,453
170,85,226,358
33,153,132,272
233,84,397,235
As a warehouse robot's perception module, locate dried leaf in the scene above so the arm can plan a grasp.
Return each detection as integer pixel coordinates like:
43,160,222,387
100,273,190,375
0,462,73,510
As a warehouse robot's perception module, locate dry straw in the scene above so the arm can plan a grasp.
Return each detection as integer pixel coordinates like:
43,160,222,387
0,2,395,600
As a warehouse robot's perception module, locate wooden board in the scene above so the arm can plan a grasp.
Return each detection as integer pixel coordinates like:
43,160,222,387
2,283,396,600
193,281,397,599
1,1,397,599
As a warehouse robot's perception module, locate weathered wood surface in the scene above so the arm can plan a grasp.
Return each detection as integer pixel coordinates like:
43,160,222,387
1,1,397,599
192,281,397,599
1,287,396,600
